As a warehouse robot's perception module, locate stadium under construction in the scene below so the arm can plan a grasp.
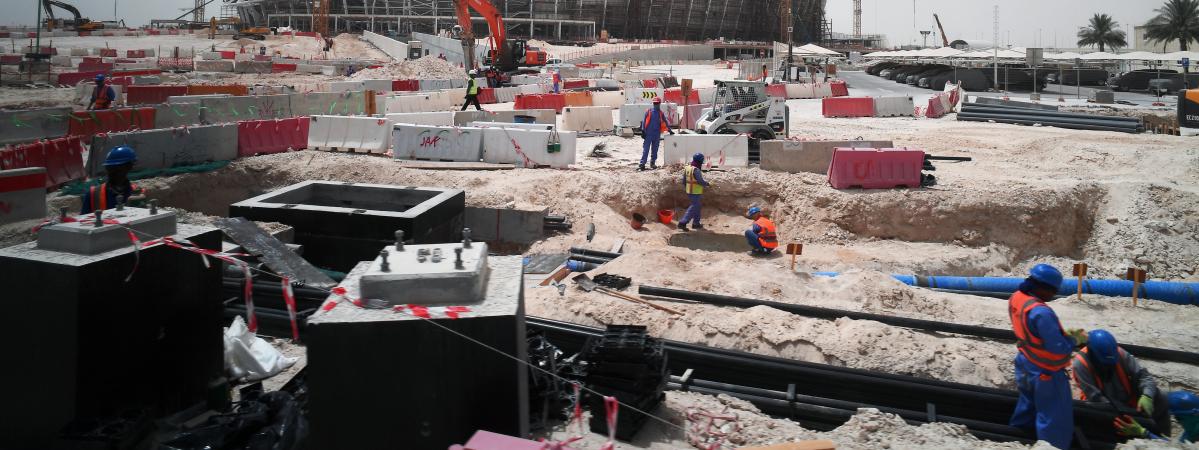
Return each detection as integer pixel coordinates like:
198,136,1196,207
227,0,829,43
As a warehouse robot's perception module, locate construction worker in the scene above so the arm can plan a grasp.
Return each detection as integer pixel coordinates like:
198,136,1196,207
88,74,116,111
1007,263,1086,449
552,69,562,93
81,146,145,214
744,206,778,255
462,70,483,111
1114,391,1199,443
638,97,674,171
677,153,709,232
1073,330,1171,437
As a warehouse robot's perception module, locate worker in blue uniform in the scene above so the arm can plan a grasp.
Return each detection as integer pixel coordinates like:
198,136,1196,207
1072,329,1172,437
81,146,145,214
677,153,709,231
1114,391,1199,443
1007,264,1087,449
638,97,674,171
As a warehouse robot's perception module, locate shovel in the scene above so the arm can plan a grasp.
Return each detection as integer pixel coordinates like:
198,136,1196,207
572,274,683,315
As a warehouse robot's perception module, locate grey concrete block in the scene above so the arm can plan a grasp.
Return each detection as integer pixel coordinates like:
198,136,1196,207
200,94,292,124
87,123,238,176
234,60,272,74
305,257,527,449
132,75,161,85
0,168,46,225
153,102,205,128
454,110,517,126
512,109,556,125
0,107,70,146
464,207,546,244
37,207,177,255
194,60,234,72
167,94,231,104
359,242,489,305
288,91,366,117
760,140,894,174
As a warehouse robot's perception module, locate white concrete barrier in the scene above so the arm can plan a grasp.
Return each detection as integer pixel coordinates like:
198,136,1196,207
0,168,46,225
443,88,467,107
618,102,678,129
589,79,621,89
383,92,453,113
518,84,547,95
590,91,625,109
814,83,834,98
328,80,365,92
625,87,665,104
785,83,816,99
482,128,576,168
392,124,484,162
468,122,554,131
419,79,455,91
696,87,716,103
50,55,71,67
361,79,393,92
493,87,520,103
512,109,556,125
662,134,749,168
561,106,614,132
509,74,546,85
69,48,89,56
385,112,455,126
307,115,393,153
873,96,914,117
201,52,223,60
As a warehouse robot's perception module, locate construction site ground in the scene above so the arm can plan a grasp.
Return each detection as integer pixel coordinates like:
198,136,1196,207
1,34,1196,448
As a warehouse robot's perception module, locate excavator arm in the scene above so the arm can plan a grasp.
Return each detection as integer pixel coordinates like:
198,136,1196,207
453,0,506,59
43,0,84,25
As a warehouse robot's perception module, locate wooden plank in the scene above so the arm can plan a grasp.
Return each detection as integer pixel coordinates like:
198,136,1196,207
214,217,336,289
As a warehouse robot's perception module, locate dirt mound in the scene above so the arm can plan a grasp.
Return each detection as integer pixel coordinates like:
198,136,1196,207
350,56,466,80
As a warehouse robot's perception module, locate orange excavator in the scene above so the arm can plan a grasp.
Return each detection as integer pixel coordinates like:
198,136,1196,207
452,0,547,72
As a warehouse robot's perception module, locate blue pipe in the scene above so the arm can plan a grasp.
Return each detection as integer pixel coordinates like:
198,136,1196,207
811,272,1198,306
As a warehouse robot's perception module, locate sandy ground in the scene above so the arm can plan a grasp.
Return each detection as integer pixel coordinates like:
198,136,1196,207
2,39,1197,448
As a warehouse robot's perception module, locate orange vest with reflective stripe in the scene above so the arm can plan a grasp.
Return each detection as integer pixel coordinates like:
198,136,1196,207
754,217,778,249
93,85,113,109
1008,291,1071,372
88,182,142,212
1072,348,1135,406
643,109,668,133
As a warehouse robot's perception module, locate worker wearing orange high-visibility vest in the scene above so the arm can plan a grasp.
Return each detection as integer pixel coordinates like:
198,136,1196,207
744,206,778,255
81,146,146,214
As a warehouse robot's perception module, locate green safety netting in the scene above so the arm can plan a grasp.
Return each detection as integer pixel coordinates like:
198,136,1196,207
59,160,232,196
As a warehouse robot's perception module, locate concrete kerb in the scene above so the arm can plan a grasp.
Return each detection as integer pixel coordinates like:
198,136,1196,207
759,140,894,174
0,107,71,146
87,124,238,177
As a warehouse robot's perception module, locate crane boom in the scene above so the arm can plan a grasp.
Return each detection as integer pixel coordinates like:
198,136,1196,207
933,13,950,47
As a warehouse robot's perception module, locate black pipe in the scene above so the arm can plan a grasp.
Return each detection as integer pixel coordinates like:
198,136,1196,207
544,215,567,223
567,254,611,265
959,107,1143,125
671,377,1038,443
958,112,1143,129
569,247,623,259
637,285,1199,365
544,222,573,230
958,115,1142,134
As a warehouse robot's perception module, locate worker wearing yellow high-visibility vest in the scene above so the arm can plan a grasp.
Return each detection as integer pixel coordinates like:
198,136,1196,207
677,153,710,232
462,70,483,111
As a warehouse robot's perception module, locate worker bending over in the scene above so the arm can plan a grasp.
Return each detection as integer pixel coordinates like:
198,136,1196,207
1073,330,1171,437
638,97,674,171
1007,264,1086,449
744,206,778,255
677,153,709,232
88,74,116,110
462,71,483,111
82,146,146,214
1115,391,1199,443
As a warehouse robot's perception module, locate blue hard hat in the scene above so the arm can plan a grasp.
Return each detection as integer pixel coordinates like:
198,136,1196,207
1168,391,1199,416
94,74,106,82
747,206,761,217
692,152,705,163
103,145,137,167
1086,329,1119,366
1028,264,1063,291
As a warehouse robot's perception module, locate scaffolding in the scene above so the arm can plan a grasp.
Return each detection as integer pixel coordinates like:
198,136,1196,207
227,0,826,43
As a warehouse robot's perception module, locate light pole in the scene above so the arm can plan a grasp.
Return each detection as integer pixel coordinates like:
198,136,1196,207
920,30,931,48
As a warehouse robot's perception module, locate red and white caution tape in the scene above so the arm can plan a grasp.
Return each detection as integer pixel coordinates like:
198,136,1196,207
600,396,619,450
281,276,300,342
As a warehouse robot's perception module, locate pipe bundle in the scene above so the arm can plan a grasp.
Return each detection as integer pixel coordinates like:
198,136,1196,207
957,102,1144,133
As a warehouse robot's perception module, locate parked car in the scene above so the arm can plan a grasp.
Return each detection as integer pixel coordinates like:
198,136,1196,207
867,61,902,76
925,68,990,91
1107,69,1179,91
1043,68,1109,87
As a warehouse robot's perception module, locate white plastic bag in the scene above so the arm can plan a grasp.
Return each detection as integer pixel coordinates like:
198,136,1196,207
223,316,299,382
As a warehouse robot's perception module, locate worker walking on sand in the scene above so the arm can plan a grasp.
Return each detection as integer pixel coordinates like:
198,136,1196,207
1114,391,1199,443
462,70,483,111
1007,264,1087,449
638,97,674,171
81,146,146,215
88,74,116,111
744,206,778,255
552,69,562,93
677,153,709,232
1073,329,1172,438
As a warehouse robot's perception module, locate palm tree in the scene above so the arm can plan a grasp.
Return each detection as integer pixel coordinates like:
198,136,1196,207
1144,0,1199,51
1077,14,1128,52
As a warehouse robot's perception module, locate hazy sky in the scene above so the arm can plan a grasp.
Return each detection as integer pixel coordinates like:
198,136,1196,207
0,0,1171,50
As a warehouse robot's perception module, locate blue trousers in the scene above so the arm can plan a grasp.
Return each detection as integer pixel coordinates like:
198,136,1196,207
1010,354,1073,449
679,194,703,226
745,230,768,250
640,134,661,166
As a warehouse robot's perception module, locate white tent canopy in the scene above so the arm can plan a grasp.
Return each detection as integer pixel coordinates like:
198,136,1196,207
799,43,841,56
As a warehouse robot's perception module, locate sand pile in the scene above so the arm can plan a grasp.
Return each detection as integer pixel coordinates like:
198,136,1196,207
350,56,466,80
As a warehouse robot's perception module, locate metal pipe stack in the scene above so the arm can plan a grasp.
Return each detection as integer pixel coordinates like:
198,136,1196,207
957,102,1144,133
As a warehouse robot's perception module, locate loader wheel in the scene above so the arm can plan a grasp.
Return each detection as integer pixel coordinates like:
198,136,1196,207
749,129,775,149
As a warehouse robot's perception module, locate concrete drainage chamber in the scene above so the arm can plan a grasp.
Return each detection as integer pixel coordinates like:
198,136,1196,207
229,181,465,272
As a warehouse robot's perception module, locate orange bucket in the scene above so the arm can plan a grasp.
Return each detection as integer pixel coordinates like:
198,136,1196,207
657,209,674,224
